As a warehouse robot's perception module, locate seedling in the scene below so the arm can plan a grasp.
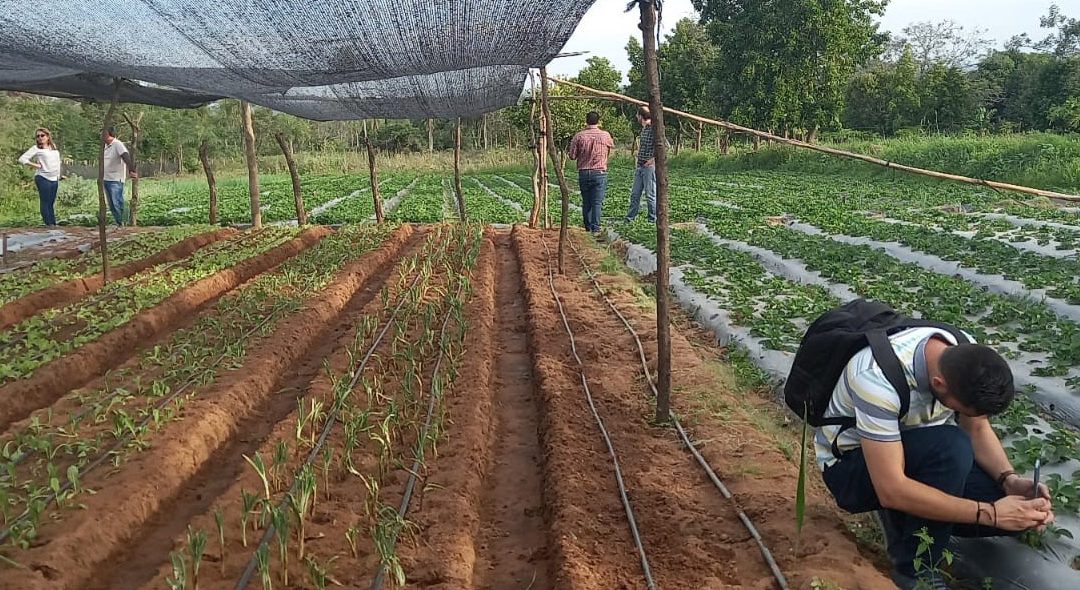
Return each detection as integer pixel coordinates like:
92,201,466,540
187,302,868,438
243,453,272,502
255,544,272,590
240,490,259,547
270,505,291,586
166,550,187,590
186,526,207,590
345,525,360,558
213,509,226,575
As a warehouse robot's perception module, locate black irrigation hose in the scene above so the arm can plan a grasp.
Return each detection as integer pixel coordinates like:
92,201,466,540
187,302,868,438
567,237,790,590
538,236,658,590
234,270,426,590
370,287,463,590
0,308,286,546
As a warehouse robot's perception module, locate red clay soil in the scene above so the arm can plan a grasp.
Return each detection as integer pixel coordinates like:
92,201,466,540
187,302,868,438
1,225,416,590
0,227,236,330
510,227,894,590
0,226,329,437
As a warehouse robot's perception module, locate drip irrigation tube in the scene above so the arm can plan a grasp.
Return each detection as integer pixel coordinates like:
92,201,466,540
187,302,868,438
370,281,467,590
0,306,286,545
233,269,426,590
538,235,658,590
567,237,790,590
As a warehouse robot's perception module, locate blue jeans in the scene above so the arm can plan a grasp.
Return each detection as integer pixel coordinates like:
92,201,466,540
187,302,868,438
625,165,656,223
578,170,607,232
34,176,58,226
823,425,1009,579
104,181,125,225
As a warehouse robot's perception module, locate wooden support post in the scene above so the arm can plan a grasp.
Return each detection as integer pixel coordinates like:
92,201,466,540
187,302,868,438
122,112,143,226
363,123,384,224
427,118,435,152
540,66,571,274
274,132,306,225
96,80,121,285
199,140,218,225
640,0,672,423
453,118,466,221
527,73,543,228
240,100,261,228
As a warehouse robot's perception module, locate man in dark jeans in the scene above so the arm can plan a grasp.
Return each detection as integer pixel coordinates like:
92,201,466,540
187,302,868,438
568,111,614,234
816,327,1054,589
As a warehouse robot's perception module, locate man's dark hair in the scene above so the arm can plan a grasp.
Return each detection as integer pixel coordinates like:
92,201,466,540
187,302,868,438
637,106,651,121
586,111,600,125
105,126,117,138
939,344,1014,415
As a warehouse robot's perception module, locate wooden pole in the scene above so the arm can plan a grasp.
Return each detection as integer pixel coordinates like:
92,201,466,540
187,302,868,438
454,118,467,221
122,112,143,226
427,118,434,152
640,0,672,423
527,72,543,228
199,140,218,225
275,132,307,225
550,77,1080,203
363,123,384,224
97,79,122,285
540,66,571,275
240,101,261,228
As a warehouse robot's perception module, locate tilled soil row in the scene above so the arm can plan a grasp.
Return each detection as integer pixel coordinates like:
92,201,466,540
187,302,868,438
0,227,236,331
2,225,415,590
0,227,328,433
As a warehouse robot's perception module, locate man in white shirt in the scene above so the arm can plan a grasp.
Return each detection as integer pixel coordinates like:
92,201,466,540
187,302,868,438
102,127,137,226
817,328,1053,589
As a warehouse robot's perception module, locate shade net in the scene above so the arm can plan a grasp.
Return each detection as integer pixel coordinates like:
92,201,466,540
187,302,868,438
0,0,596,119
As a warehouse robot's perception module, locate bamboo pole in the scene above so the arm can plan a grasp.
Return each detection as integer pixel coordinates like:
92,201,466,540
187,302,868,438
363,124,384,224
639,0,672,423
122,112,143,226
199,140,218,225
540,67,572,275
240,101,261,228
552,77,1080,203
96,79,122,285
454,118,466,220
274,132,307,225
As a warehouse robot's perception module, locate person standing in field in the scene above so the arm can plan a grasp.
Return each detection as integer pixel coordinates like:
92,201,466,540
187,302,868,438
624,106,656,224
568,111,614,234
18,127,62,227
102,127,137,226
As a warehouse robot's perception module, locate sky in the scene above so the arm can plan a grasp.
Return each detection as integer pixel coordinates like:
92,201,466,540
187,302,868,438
548,0,1066,80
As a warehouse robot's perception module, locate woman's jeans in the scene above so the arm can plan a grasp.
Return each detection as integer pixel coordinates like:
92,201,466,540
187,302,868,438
34,175,58,226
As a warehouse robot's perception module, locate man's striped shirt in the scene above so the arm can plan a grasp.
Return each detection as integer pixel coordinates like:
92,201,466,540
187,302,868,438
815,327,973,470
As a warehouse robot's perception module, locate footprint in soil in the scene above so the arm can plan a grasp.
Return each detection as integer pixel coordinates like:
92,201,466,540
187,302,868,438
32,563,61,580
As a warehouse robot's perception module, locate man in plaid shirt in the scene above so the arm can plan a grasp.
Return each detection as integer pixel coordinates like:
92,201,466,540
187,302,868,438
625,106,656,223
568,111,615,233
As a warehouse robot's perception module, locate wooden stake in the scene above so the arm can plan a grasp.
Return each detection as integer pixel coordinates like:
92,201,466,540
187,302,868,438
363,124,384,224
240,101,261,228
122,112,143,226
527,72,543,227
427,119,434,153
199,140,218,225
639,0,672,423
274,132,306,225
453,118,467,221
551,76,1080,203
96,79,122,285
540,66,571,275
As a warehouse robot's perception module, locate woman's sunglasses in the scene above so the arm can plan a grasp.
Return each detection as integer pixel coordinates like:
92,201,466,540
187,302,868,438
36,133,48,138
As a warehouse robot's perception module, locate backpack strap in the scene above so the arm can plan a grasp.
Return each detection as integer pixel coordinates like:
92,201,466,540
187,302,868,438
894,319,971,345
866,329,912,419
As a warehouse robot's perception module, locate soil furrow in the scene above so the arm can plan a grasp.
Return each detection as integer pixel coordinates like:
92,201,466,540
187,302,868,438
1,225,416,590
0,227,236,331
0,227,328,433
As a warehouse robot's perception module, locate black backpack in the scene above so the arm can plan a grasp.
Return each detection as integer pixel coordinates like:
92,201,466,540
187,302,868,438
784,299,969,436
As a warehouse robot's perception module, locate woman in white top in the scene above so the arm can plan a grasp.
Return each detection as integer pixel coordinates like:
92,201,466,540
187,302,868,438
18,127,62,226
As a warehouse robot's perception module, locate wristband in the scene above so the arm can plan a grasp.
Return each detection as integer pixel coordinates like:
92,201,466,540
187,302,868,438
996,469,1017,488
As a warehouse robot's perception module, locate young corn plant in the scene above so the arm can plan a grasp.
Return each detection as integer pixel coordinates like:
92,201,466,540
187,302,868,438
243,452,272,502
288,465,316,560
321,447,334,501
213,509,226,576
166,550,188,590
305,555,332,590
186,526,207,590
345,525,360,558
240,489,259,547
271,505,291,586
272,441,288,492
255,544,272,590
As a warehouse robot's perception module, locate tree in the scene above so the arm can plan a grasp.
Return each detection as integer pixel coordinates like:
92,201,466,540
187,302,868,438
844,46,921,135
573,57,633,141
887,20,991,72
694,0,887,137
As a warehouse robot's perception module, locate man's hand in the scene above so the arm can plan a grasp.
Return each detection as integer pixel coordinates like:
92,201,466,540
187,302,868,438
129,171,138,179
993,495,1054,531
1003,474,1051,501
644,158,654,167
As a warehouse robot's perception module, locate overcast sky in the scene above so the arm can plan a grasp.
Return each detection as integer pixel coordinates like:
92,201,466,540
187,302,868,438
548,0,1064,80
